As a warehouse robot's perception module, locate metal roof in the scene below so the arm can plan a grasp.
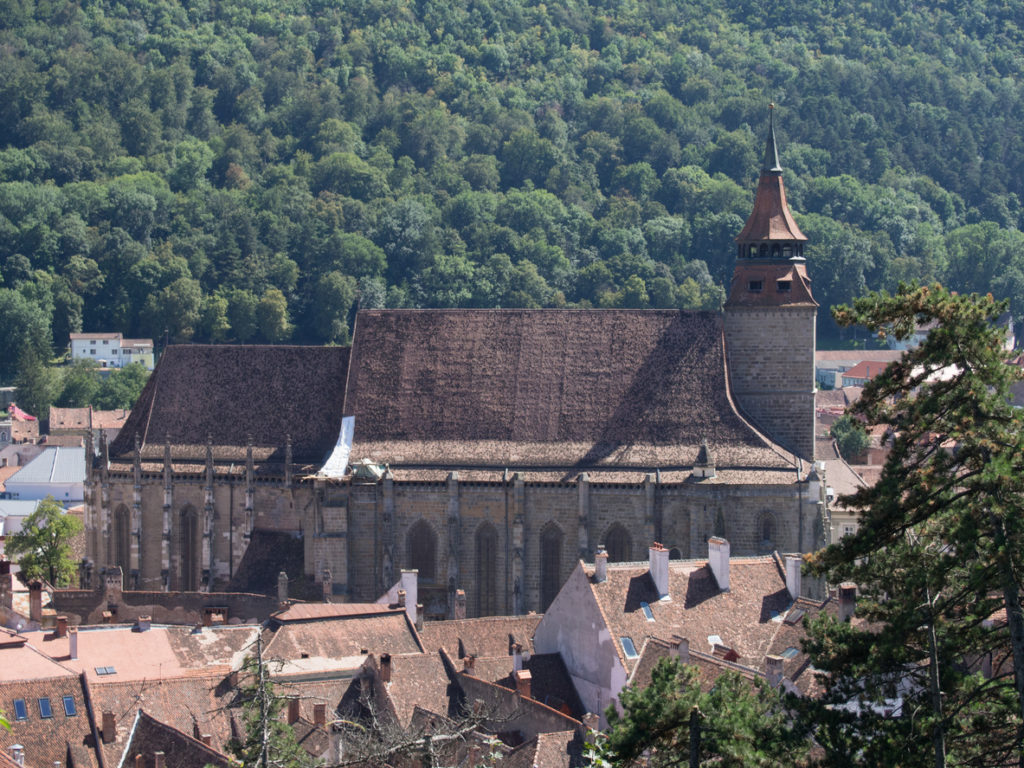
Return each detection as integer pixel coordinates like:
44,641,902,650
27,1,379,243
6,447,85,486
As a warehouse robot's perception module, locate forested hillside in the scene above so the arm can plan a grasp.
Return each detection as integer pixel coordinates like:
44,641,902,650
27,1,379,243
3,0,1024,375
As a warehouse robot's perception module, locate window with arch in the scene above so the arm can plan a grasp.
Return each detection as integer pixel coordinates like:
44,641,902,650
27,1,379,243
760,513,775,552
604,524,632,563
539,524,563,611
476,523,498,617
179,506,199,591
113,505,131,576
669,547,683,560
407,520,437,583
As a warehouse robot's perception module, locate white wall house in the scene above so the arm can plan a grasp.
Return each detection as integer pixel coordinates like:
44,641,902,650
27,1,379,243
70,333,155,370
4,447,85,503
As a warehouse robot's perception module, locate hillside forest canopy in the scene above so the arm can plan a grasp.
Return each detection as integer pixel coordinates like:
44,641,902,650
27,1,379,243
3,0,1024,379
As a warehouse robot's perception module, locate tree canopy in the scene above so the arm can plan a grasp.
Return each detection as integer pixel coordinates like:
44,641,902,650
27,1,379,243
5,496,84,586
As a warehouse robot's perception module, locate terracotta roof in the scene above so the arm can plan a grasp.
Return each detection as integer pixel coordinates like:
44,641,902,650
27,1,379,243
117,709,233,768
9,404,36,422
735,172,806,243
109,345,349,463
345,310,794,471
418,615,541,658
382,651,457,726
478,654,585,719
70,333,121,340
585,555,809,677
272,603,407,622
841,360,891,381
91,410,129,430
0,676,99,768
265,607,423,665
49,408,91,430
815,350,904,363
504,730,582,768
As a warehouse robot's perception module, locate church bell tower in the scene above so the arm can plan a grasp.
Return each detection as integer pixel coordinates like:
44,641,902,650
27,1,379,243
724,107,817,460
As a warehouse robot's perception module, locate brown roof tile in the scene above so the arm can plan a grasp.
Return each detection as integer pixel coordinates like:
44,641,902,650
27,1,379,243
735,172,806,243
382,651,456,726
346,310,793,470
418,615,541,658
110,345,349,463
117,709,233,768
504,730,583,768
265,608,423,663
49,408,92,431
0,676,99,768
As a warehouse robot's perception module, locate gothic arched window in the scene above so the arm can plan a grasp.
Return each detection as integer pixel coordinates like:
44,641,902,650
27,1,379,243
407,520,437,583
539,524,563,611
179,506,199,591
113,505,131,576
604,524,632,563
476,523,498,617
760,513,775,553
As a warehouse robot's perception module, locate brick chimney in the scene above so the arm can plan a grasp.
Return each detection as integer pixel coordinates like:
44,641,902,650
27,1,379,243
838,582,857,623
200,735,212,747
56,616,68,638
415,604,424,632
401,570,418,627
134,753,143,768
670,636,689,665
313,704,326,727
277,571,288,603
649,543,669,599
287,698,300,725
397,588,406,610
708,537,730,592
28,581,43,624
785,556,802,600
463,654,476,673
137,615,151,632
594,547,608,583
153,751,165,768
68,627,78,660
380,653,392,684
453,589,466,620
514,669,532,699
102,712,116,744
765,655,784,689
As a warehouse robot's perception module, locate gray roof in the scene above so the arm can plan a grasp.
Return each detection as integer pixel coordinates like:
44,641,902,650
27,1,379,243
0,499,44,517
6,447,85,485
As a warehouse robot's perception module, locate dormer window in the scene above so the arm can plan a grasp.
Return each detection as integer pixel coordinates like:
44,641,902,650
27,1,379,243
777,280,792,292
748,280,763,293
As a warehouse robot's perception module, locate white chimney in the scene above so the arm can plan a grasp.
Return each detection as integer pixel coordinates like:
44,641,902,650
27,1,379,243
785,556,802,600
765,655,784,688
708,537,730,592
670,636,689,664
594,547,608,583
838,582,857,623
9,745,24,767
68,627,78,660
401,570,418,627
649,543,669,599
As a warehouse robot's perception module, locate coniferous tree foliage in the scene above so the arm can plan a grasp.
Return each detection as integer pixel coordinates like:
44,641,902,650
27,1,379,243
3,0,1024,375
804,284,1024,767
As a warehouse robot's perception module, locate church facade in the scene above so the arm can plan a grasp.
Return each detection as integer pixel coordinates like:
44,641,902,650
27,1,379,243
83,119,825,618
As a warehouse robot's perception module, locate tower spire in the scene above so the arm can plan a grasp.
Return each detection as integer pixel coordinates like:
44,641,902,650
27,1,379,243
762,103,782,174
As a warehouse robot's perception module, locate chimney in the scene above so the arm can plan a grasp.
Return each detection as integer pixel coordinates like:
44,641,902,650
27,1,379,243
56,616,68,638
380,653,392,684
463,655,476,673
670,636,690,665
708,537,730,592
200,735,212,747
454,589,466,620
785,556,802,600
594,547,608,583
313,704,326,727
102,712,116,744
29,581,43,624
137,615,151,632
287,698,299,725
765,655,784,689
397,588,406,609
649,543,669,599
581,712,599,736
838,582,857,623
68,627,78,660
134,753,143,768
512,643,523,672
9,746,24,767
321,568,332,603
401,570,418,627
415,604,424,632
277,571,288,603
514,669,532,699
153,752,165,768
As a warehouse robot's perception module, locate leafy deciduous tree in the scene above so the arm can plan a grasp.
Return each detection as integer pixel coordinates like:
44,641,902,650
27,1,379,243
5,496,83,586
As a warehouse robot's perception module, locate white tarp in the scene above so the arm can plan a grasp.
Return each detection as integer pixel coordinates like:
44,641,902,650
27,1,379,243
319,416,354,478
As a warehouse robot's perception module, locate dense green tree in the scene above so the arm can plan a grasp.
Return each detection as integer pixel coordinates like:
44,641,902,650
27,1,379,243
56,359,101,408
256,288,292,343
805,284,1024,767
605,657,810,767
829,414,870,462
0,287,51,380
94,362,149,410
14,345,61,419
5,496,84,586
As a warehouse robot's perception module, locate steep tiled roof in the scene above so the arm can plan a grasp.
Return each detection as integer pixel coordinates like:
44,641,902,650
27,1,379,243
109,345,349,463
478,654,585,719
383,651,457,726
265,607,423,664
345,310,794,471
586,556,802,677
504,730,583,768
117,709,233,768
841,360,891,381
49,408,91,431
418,615,541,658
0,676,99,768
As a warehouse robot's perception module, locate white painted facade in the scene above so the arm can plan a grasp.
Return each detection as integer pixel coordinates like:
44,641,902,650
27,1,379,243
69,333,154,370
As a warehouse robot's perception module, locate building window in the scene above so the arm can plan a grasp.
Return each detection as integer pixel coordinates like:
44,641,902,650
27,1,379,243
13,699,27,720
539,524,563,611
179,506,199,591
604,524,632,563
476,523,498,617
407,520,437,583
842,524,857,538
63,696,77,716
38,698,53,718
748,280,763,293
777,280,792,292
782,245,792,258
90,349,96,355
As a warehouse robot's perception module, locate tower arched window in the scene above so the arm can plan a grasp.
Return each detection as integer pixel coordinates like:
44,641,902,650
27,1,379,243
604,524,632,563
760,244,769,258
179,506,199,591
407,520,437,583
476,523,498,616
539,524,564,611
113,505,131,575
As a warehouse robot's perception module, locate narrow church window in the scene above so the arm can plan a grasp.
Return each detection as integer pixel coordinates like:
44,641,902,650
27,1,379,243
669,547,682,560
761,514,774,545
113,505,131,576
407,520,436,582
782,245,792,259
179,506,199,591
476,523,498,617
604,524,632,563
539,524,563,611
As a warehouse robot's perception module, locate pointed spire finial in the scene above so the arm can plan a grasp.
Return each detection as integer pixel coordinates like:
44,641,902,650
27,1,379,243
762,104,783,174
